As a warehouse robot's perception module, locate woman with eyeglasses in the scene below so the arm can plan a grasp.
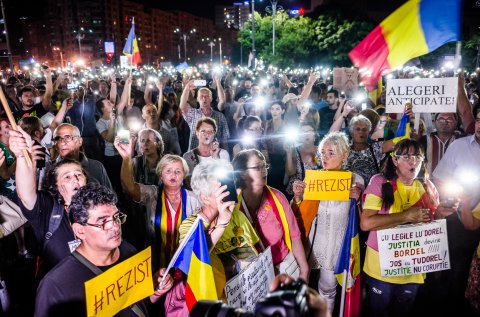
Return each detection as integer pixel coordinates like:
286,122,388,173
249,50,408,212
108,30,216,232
290,132,363,313
232,149,309,281
9,127,89,275
360,139,439,316
115,139,201,270
183,117,230,175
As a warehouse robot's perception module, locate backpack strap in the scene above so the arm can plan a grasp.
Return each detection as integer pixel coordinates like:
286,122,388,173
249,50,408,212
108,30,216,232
44,199,64,245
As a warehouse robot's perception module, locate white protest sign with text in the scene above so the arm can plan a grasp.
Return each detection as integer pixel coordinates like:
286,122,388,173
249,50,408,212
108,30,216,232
386,77,458,113
225,247,275,312
377,220,450,277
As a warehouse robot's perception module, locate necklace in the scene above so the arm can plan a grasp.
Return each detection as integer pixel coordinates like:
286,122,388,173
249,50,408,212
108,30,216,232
166,191,180,206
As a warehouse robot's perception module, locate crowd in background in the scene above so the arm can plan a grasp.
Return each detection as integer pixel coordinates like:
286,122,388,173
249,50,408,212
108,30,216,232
0,63,479,316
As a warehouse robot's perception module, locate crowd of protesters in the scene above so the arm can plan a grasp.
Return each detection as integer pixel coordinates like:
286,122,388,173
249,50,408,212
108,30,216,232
0,62,479,317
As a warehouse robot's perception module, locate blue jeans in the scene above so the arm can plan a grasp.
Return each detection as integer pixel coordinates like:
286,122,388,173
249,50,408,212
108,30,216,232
366,275,419,317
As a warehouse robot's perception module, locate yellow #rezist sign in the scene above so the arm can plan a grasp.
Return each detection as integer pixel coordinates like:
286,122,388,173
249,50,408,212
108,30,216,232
85,247,154,317
303,170,352,201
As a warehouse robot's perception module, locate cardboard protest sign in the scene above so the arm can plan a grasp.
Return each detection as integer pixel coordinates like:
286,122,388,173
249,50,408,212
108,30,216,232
377,220,450,277
225,247,275,312
85,247,154,317
304,170,352,201
386,77,458,113
333,67,359,96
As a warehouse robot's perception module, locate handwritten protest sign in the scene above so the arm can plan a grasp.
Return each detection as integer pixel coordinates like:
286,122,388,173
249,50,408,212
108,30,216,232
333,67,359,96
377,220,450,277
303,170,352,201
225,247,275,312
85,247,154,317
386,77,458,113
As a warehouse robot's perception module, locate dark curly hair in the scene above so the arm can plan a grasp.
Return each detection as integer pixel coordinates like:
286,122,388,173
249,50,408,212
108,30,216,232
69,182,117,225
380,139,431,207
42,159,87,203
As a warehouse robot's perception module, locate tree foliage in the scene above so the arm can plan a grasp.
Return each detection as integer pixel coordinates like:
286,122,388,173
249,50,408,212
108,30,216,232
237,11,375,68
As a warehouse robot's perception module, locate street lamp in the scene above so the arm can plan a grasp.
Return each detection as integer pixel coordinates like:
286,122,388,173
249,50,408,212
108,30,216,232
251,0,256,68
174,28,196,63
0,0,13,70
73,27,92,59
265,0,282,56
52,47,64,68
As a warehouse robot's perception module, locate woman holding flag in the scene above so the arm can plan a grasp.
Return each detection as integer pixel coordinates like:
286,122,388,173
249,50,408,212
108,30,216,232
232,149,309,281
114,138,201,269
360,139,439,316
291,132,364,314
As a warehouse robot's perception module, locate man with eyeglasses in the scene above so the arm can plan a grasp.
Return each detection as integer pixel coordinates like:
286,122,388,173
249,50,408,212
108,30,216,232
419,112,462,175
52,123,112,189
34,183,173,317
428,108,480,316
180,75,230,151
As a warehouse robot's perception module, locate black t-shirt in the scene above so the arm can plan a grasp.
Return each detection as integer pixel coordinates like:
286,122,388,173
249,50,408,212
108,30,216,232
14,102,48,121
318,106,337,137
19,191,75,273
34,242,149,317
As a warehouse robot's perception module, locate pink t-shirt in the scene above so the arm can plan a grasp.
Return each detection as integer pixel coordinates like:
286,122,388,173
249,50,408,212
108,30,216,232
244,187,301,265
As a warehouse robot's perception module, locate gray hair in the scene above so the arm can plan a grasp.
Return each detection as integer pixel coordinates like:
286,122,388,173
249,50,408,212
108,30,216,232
53,123,81,138
190,160,233,198
137,128,164,156
318,131,350,157
348,114,372,134
156,154,189,178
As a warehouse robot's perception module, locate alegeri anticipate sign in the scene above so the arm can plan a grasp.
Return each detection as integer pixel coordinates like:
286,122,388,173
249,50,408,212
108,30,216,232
386,77,458,113
377,220,450,277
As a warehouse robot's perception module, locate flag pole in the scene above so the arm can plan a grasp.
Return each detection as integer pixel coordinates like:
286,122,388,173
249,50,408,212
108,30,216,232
339,269,348,317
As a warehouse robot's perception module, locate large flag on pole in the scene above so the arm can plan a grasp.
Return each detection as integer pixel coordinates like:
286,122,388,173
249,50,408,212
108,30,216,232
348,0,461,91
123,17,141,66
335,199,361,317
171,216,217,311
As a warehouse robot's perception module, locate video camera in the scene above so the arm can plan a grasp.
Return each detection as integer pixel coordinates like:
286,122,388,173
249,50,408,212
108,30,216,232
191,279,310,317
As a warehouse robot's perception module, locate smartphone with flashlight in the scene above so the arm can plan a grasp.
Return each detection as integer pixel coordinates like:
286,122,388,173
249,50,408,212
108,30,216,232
222,171,238,204
117,129,130,144
193,79,206,87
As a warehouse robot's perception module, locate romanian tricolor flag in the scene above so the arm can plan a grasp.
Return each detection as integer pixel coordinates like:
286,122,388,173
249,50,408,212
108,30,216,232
393,110,411,143
172,216,217,311
349,0,460,91
334,199,361,317
123,17,141,66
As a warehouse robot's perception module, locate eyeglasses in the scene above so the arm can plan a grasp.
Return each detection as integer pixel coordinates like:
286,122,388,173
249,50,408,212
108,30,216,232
84,212,127,231
139,138,157,144
436,118,455,124
246,163,270,171
53,135,78,144
199,130,215,135
395,154,424,162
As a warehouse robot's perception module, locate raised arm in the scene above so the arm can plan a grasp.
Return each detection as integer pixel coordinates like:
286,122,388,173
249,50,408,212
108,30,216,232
114,137,141,201
8,128,38,210
41,68,53,110
457,73,474,131
116,77,132,116
109,74,117,105
155,77,167,114
297,73,318,111
214,74,225,111
329,102,355,132
179,79,196,115
48,97,73,133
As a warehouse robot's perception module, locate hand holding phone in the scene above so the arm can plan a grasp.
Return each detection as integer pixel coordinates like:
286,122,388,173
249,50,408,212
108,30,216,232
117,129,130,144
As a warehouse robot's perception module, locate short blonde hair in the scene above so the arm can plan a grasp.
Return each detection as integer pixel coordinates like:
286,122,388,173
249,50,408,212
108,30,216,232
318,131,350,158
156,154,189,179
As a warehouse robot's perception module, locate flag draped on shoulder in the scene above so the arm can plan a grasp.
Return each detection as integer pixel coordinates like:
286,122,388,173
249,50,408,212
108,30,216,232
334,199,361,317
123,17,141,66
348,0,461,91
172,216,217,311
